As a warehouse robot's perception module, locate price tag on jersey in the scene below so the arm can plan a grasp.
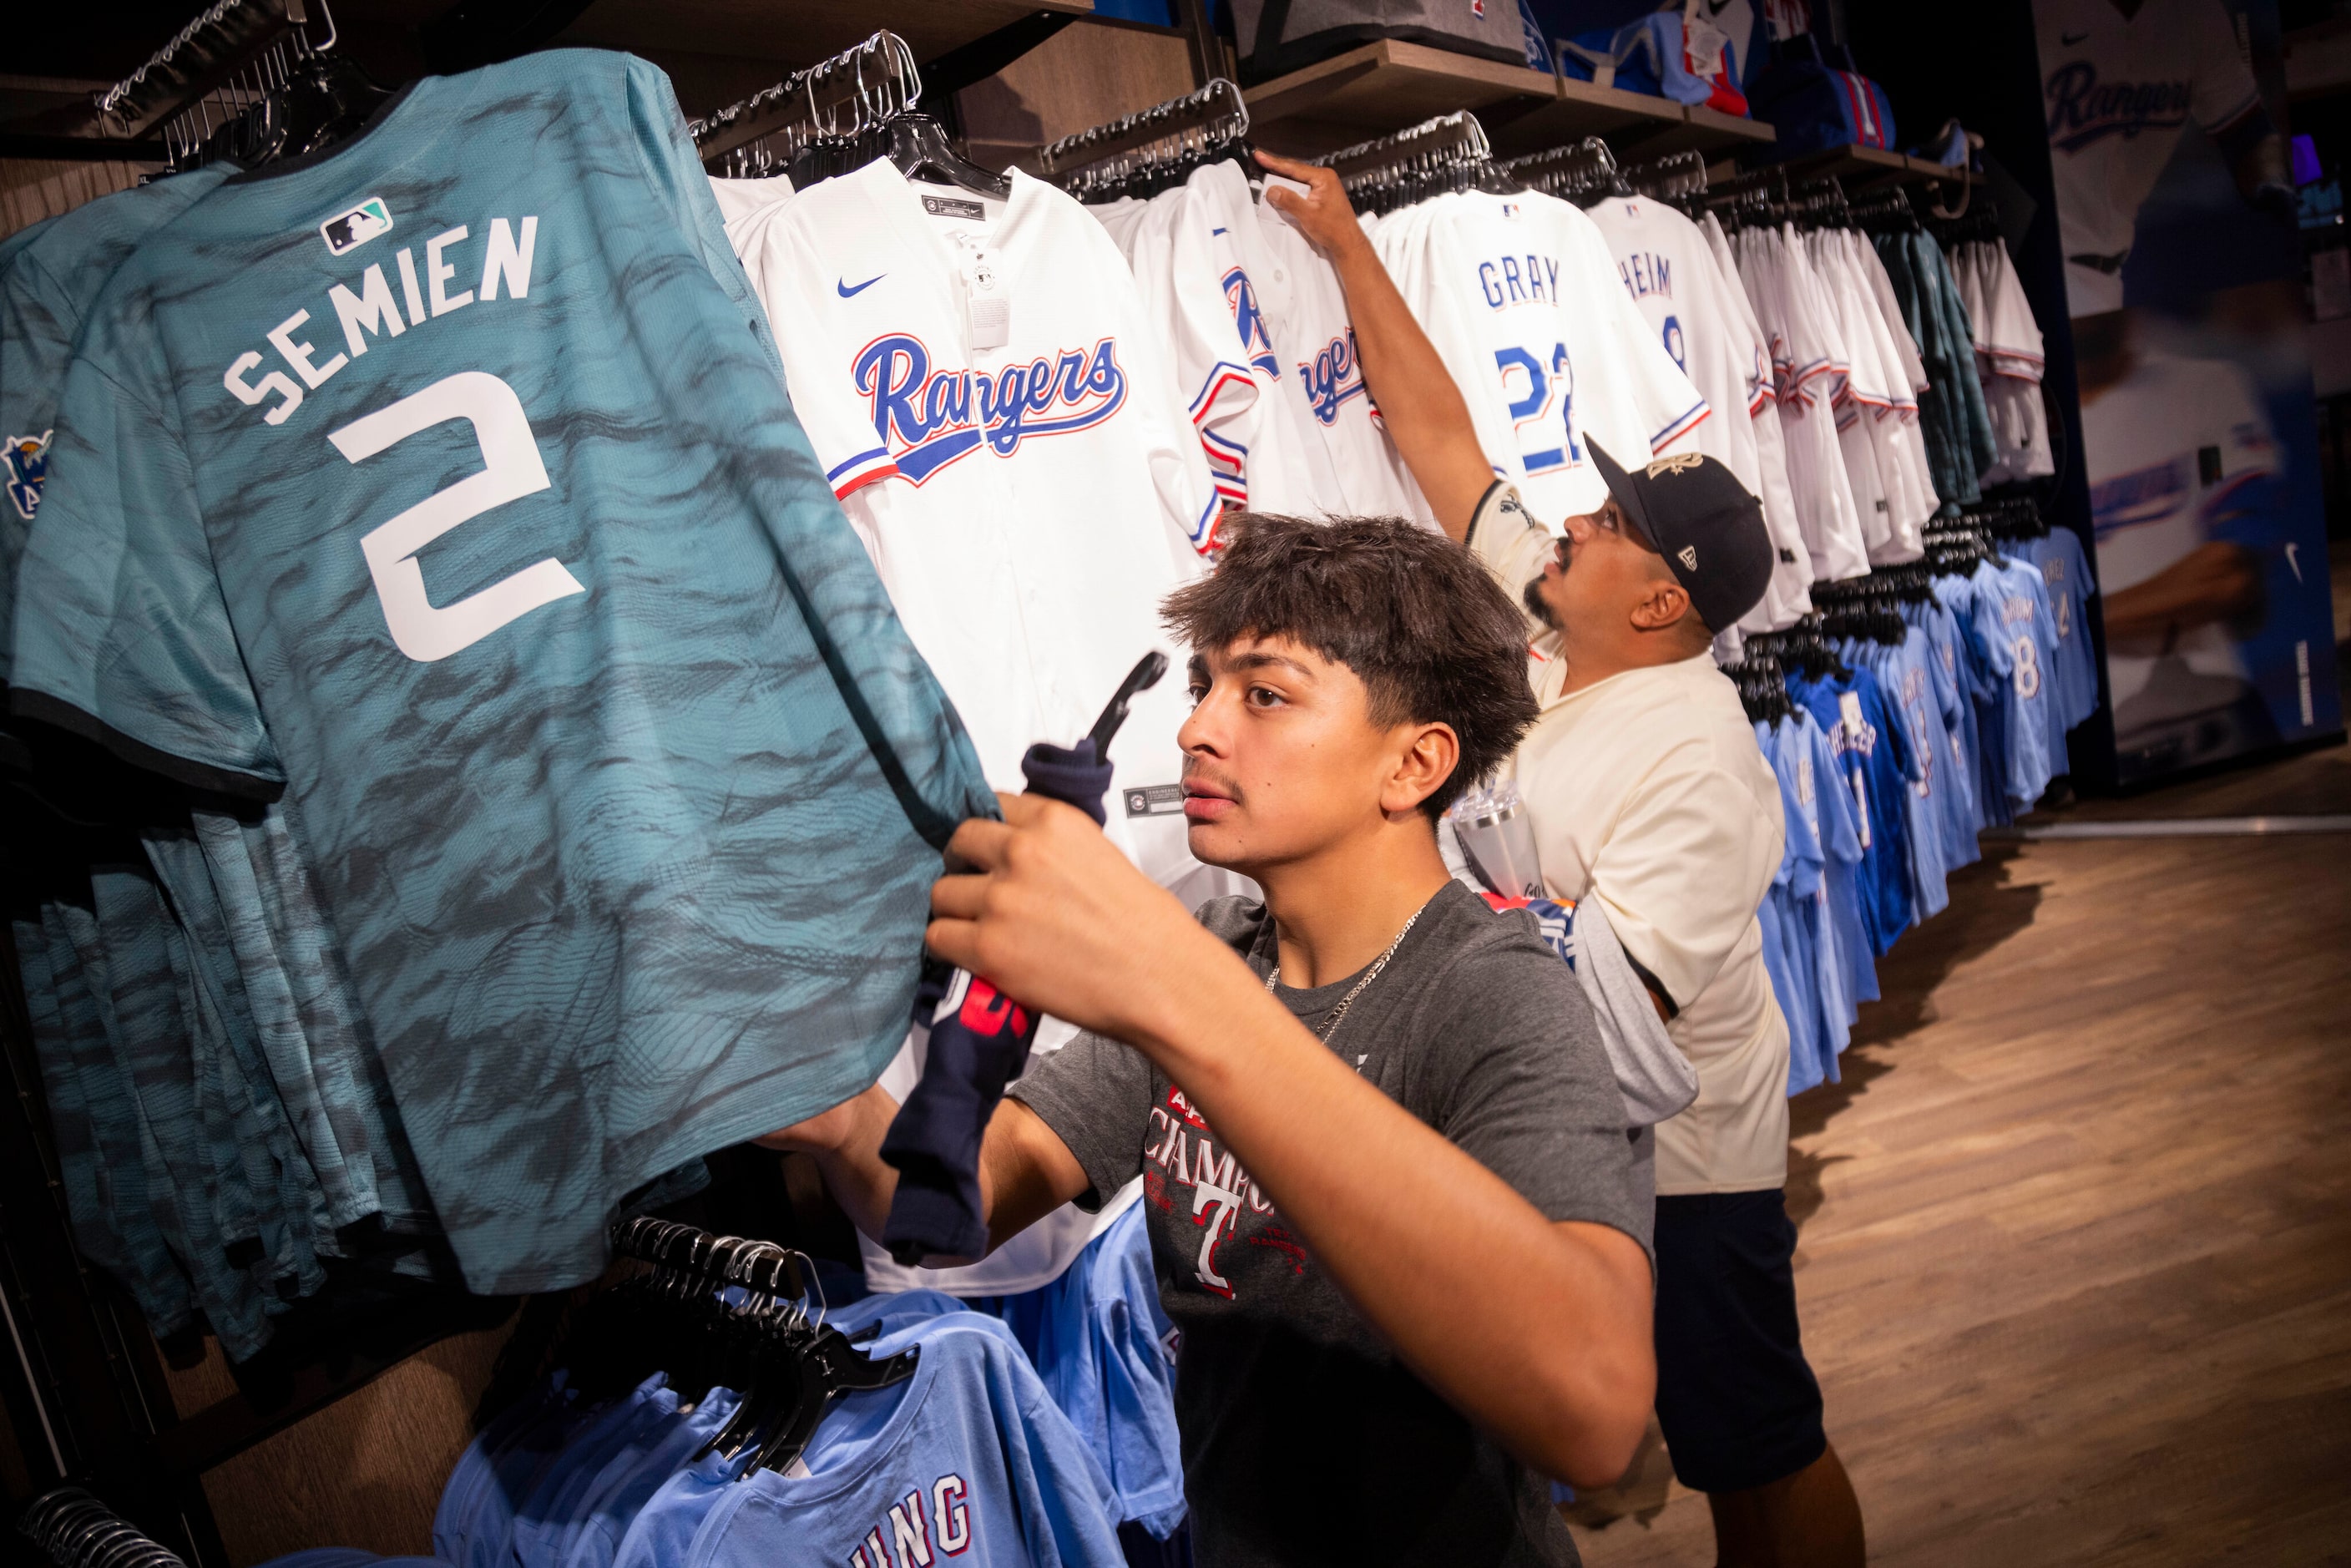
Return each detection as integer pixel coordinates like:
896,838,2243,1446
952,235,1008,351
969,296,1009,351
1124,783,1185,817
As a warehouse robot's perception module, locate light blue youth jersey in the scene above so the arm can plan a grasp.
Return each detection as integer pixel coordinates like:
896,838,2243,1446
0,169,230,676
990,1203,1186,1538
686,1317,1124,1568
12,51,995,1292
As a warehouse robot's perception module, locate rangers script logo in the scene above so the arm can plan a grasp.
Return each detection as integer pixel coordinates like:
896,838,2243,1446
852,332,1129,484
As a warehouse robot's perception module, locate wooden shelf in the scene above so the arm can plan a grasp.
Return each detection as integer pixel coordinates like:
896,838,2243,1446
329,0,1093,75
549,0,1090,67
1241,39,1560,157
1484,75,1684,156
1240,40,1777,163
1636,103,1777,157
1759,143,1963,190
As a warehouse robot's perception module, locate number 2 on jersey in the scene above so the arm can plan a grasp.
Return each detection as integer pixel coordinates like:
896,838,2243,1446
329,371,584,663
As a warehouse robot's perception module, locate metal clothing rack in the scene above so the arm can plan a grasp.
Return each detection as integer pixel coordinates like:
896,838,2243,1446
88,0,325,169
19,1488,188,1568
1313,111,1521,216
607,1216,807,1301
1040,77,1249,201
690,30,921,178
1314,109,1491,185
1499,135,1620,203
1625,147,1709,202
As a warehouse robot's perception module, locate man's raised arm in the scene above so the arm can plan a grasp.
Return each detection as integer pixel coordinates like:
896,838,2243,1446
1255,149,1495,543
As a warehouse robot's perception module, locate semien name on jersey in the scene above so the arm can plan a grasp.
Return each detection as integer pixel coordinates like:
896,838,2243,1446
221,215,540,427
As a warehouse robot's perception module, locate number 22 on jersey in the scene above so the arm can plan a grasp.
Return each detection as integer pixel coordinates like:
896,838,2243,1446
1494,341,1583,476
328,371,584,663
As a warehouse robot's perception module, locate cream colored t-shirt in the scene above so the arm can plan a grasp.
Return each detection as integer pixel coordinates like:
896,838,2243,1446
1468,484,1792,1194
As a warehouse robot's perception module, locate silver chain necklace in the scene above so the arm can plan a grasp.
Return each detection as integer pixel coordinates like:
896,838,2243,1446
1266,894,1434,1050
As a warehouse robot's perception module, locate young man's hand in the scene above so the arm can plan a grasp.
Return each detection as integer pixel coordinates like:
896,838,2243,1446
1254,149,1373,262
924,792,1256,1055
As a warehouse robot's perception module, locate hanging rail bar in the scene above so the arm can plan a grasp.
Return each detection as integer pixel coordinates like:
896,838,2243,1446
690,31,919,172
1039,77,1248,181
1624,146,1708,200
1499,134,1617,200
609,1216,806,1302
93,0,311,144
19,1487,187,1568
1313,110,1490,185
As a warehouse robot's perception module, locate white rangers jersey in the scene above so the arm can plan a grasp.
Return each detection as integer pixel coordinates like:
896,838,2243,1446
1732,223,1872,581
2037,0,2263,316
1253,175,1423,518
1121,162,1328,514
1699,210,1815,628
741,160,1218,896
708,171,795,227
1953,236,2055,483
1376,190,1710,527
2082,349,2278,711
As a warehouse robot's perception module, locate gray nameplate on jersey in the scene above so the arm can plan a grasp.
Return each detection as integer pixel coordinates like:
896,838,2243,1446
924,195,988,220
1125,784,1185,818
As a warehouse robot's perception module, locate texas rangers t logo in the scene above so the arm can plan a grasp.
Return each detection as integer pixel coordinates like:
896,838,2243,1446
1221,266,1279,377
3,430,49,521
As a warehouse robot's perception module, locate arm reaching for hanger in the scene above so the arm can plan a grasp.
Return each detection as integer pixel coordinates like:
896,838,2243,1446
1253,149,1494,543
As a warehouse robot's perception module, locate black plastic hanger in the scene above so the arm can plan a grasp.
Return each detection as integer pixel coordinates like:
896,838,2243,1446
891,114,1011,199
245,50,390,166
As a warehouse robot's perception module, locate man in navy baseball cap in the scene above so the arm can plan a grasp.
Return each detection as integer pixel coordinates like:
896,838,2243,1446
1581,439,1776,636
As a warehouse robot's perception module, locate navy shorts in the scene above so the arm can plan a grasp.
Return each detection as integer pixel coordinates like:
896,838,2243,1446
1651,1188,1828,1495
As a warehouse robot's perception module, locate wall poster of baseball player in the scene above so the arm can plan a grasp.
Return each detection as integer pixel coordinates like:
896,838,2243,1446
2038,0,2343,782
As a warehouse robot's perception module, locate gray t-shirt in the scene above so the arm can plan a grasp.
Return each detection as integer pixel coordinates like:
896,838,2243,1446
1009,880,1652,1568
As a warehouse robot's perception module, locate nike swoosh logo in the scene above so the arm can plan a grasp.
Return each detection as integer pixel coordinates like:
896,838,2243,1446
837,274,883,297
2060,29,2089,43
2285,542,2303,582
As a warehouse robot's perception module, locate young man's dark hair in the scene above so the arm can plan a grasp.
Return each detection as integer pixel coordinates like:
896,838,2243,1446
764,512,1656,1566
1160,512,1539,818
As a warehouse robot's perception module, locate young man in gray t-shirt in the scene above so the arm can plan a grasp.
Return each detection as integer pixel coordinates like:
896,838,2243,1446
765,513,1654,1566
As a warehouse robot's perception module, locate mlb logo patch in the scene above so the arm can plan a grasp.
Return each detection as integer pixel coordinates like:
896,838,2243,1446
320,196,393,255
3,430,50,522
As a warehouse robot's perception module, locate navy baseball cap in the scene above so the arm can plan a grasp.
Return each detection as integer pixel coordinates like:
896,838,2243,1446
1587,441,1773,632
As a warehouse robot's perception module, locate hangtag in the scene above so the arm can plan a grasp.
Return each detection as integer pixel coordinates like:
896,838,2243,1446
1683,0,1730,78
953,235,1009,352
970,295,1009,351
1837,690,1865,745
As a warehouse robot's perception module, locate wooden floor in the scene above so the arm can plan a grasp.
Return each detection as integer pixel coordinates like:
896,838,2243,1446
1569,741,2351,1567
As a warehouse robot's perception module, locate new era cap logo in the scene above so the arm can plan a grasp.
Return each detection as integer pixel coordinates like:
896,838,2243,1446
1678,546,1697,569
1646,453,1704,478
320,197,392,255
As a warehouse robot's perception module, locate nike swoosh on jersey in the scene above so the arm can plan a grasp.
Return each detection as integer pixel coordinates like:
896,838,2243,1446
2060,29,2089,43
837,274,884,297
